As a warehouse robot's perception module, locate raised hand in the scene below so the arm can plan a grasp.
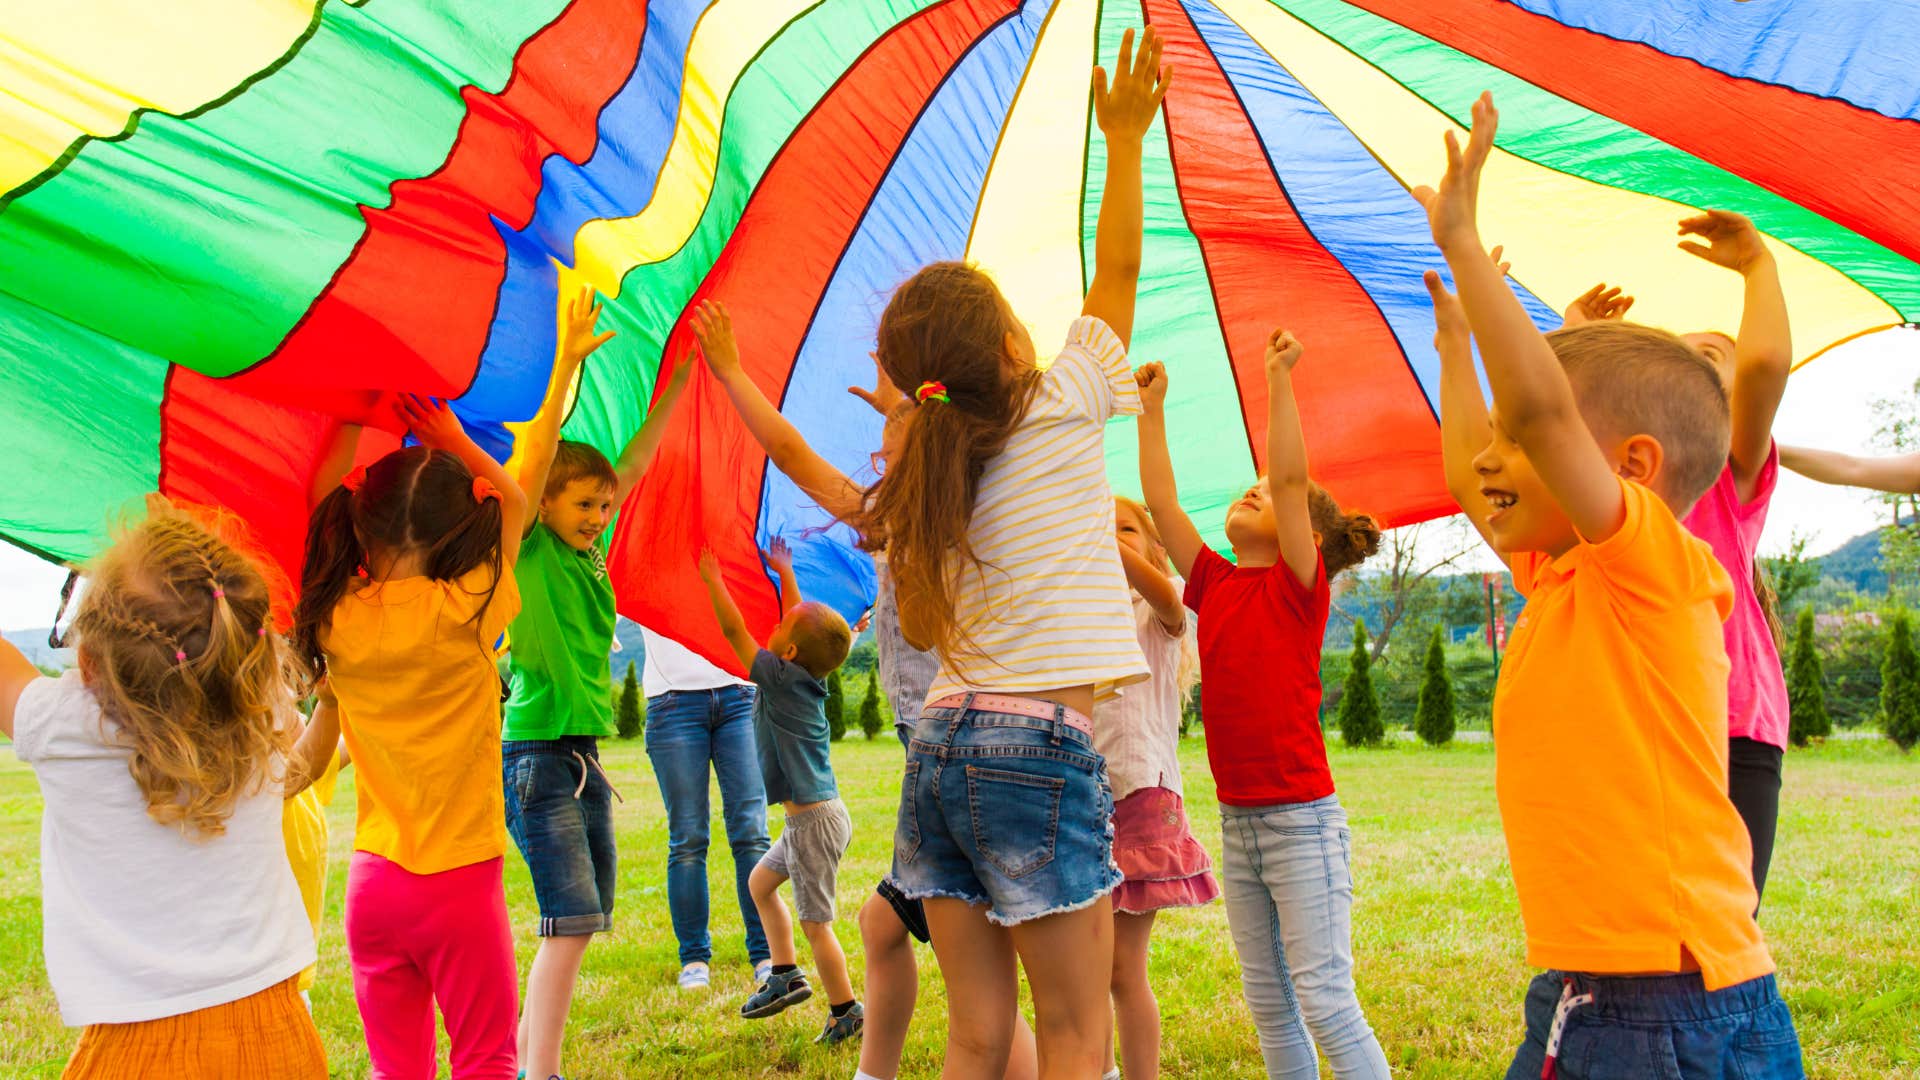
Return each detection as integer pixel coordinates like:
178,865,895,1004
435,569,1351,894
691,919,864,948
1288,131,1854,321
1263,329,1303,376
559,282,617,365
696,547,721,583
847,351,905,416
1423,271,1470,351
762,537,794,575
1678,208,1770,275
1134,361,1168,412
691,300,741,377
1562,283,1635,327
1413,91,1498,252
394,393,466,450
1490,244,1510,277
1093,27,1171,144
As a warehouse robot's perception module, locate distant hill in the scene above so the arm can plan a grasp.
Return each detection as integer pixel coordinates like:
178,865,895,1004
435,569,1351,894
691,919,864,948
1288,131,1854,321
1815,527,1887,592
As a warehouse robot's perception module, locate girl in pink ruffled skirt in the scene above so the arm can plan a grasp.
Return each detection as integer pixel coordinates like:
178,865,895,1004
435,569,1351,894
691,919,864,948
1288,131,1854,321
1095,497,1222,1080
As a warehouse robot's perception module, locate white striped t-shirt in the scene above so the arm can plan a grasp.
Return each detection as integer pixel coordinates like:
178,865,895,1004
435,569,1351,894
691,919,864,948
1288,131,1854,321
925,315,1150,706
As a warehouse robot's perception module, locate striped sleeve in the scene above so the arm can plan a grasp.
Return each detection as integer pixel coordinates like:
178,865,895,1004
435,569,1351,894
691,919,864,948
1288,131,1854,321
1055,316,1140,421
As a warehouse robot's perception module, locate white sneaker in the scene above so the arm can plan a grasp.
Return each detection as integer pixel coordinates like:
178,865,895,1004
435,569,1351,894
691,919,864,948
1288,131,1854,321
753,959,773,987
678,962,711,991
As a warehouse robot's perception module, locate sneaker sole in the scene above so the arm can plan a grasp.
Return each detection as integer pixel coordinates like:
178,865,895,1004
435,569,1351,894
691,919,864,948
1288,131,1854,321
740,983,813,1019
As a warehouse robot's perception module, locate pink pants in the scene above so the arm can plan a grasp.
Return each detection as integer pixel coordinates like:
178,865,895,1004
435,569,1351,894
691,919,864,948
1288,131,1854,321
345,852,518,1079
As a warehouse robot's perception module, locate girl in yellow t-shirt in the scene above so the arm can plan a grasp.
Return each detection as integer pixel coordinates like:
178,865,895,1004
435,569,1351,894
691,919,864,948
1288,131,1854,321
293,395,527,1080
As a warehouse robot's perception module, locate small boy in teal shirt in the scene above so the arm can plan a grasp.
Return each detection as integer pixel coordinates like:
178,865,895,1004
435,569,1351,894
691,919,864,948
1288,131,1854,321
503,284,690,1080
697,539,860,1046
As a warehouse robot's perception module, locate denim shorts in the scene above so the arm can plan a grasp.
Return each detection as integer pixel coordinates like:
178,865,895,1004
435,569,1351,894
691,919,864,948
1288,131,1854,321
503,736,617,936
1506,970,1803,1080
887,699,1122,926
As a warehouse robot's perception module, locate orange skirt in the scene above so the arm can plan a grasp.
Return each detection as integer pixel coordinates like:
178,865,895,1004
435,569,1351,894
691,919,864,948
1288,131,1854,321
64,976,326,1080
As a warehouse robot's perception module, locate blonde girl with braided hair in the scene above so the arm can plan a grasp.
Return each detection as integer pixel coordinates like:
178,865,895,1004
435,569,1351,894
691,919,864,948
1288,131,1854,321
294,394,528,1080
0,499,336,1079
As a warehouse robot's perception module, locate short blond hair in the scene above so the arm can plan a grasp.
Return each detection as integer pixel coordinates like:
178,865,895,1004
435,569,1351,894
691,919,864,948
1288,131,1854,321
72,502,306,838
1546,322,1731,512
790,601,853,679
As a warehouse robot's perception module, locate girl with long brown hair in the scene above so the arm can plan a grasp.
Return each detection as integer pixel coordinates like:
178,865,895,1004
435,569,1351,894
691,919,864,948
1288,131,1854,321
294,395,528,1079
847,28,1170,1080
0,500,334,1078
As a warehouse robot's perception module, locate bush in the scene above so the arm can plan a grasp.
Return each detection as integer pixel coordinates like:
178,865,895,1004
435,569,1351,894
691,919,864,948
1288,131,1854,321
1181,682,1200,737
1414,627,1456,746
859,674,884,740
1881,611,1920,750
1822,612,1887,727
615,661,643,739
826,669,847,742
1338,620,1384,748
1786,608,1830,747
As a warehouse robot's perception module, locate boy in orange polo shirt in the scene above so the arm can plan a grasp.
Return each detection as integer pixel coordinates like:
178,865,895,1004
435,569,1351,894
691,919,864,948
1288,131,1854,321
1417,93,1803,1080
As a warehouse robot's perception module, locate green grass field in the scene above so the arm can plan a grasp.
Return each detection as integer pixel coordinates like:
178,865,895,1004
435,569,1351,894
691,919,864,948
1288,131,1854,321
1,735,1915,1078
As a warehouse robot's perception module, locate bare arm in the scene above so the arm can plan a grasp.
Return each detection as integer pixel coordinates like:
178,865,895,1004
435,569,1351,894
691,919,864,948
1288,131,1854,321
1679,209,1789,498
1263,331,1320,589
0,636,38,740
517,284,614,511
693,300,862,519
285,684,340,798
612,358,693,507
309,422,363,511
1081,28,1170,349
1427,270,1505,561
1117,542,1184,633
1133,362,1204,578
396,395,530,563
1780,445,1920,494
1416,93,1624,544
697,548,760,671
763,538,801,618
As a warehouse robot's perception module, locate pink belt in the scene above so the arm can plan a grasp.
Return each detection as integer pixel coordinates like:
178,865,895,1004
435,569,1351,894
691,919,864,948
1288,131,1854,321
926,693,1093,736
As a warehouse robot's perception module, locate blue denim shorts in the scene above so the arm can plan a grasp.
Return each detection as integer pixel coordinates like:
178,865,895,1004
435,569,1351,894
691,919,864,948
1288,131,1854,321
887,700,1122,927
1506,970,1803,1080
503,736,617,936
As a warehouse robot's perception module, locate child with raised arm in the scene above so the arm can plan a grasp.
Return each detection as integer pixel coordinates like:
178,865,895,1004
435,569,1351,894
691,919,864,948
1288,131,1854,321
0,502,330,1078
1136,333,1388,1080
295,394,529,1080
691,300,1041,1080
1420,93,1802,1079
698,539,860,1047
503,284,692,1080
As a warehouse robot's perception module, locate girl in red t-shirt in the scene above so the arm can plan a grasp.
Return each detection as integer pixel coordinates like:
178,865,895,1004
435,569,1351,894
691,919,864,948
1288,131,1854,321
1136,331,1392,1079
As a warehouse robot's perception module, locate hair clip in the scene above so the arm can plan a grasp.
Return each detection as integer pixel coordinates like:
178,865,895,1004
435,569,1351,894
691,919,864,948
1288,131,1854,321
472,476,503,504
915,380,950,405
341,464,368,493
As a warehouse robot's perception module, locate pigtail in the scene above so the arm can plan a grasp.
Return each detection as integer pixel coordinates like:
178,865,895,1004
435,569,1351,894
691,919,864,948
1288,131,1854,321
293,484,365,674
424,492,505,640
1754,561,1787,656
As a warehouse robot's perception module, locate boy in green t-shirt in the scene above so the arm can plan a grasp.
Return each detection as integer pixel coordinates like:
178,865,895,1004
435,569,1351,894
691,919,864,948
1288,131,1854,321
503,283,691,1080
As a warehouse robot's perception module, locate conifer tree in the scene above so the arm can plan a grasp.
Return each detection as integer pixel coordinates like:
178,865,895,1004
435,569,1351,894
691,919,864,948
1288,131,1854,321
1786,608,1829,747
1414,626,1456,746
1338,620,1384,748
826,669,847,742
616,661,643,739
859,674,885,740
1881,611,1920,751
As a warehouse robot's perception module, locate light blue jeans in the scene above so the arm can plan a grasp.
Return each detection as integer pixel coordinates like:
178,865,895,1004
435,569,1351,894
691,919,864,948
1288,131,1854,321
1220,794,1390,1079
644,686,771,966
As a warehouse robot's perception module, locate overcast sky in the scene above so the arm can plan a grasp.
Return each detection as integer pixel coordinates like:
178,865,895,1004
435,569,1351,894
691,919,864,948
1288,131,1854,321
2,326,1915,631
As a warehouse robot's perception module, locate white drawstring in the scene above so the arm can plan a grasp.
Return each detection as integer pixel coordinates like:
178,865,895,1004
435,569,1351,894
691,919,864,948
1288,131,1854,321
1542,978,1594,1079
570,750,624,803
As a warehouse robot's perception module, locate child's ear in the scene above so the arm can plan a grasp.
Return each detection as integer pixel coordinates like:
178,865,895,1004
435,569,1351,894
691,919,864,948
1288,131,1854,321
1311,530,1323,550
1614,433,1664,489
781,641,800,663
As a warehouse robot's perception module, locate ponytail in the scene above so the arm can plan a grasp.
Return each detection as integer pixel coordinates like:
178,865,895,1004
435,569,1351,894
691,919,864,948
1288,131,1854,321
293,484,364,673
1308,485,1381,578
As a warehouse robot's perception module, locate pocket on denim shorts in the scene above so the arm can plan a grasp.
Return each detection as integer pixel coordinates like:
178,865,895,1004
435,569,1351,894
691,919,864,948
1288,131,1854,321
966,765,1063,879
1730,1004,1804,1080
895,759,923,864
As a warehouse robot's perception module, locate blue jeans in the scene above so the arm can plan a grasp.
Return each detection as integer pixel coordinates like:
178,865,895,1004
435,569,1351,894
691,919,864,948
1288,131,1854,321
1506,971,1803,1080
1220,794,1390,1080
503,736,616,936
889,701,1122,926
644,686,771,965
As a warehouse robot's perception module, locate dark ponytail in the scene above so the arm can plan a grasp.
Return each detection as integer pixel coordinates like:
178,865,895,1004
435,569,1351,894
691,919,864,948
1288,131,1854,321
1308,484,1381,578
293,484,366,673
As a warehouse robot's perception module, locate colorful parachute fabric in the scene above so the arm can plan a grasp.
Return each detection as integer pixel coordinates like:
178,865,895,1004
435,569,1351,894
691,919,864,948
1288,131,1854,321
1,0,1916,671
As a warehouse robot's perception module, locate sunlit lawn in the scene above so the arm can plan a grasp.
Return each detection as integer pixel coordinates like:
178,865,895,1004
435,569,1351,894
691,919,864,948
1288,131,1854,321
0,734,1914,1078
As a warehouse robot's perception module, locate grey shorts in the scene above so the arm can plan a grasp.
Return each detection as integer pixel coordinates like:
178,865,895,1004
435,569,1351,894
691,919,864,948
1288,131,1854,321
759,797,853,923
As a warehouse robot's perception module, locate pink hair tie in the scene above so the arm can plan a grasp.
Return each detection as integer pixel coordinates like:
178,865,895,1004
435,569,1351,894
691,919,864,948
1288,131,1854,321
341,465,368,493
257,627,268,638
472,476,502,504
211,588,225,599
174,649,188,662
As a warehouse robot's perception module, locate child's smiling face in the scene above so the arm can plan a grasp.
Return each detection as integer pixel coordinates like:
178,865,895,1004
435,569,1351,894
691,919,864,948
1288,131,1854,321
540,477,616,552
1473,406,1580,557
1223,479,1279,555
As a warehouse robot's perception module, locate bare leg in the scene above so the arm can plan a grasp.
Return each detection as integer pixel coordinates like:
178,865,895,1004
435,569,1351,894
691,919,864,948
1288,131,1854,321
1111,911,1160,1080
857,893,917,1076
1010,897,1115,1080
748,864,796,969
518,933,592,1080
1006,1009,1040,1080
801,918,855,1004
925,898,1020,1079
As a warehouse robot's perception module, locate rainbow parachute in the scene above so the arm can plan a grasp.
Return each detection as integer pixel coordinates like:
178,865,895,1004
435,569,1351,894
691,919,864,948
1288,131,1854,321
2,0,1916,669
